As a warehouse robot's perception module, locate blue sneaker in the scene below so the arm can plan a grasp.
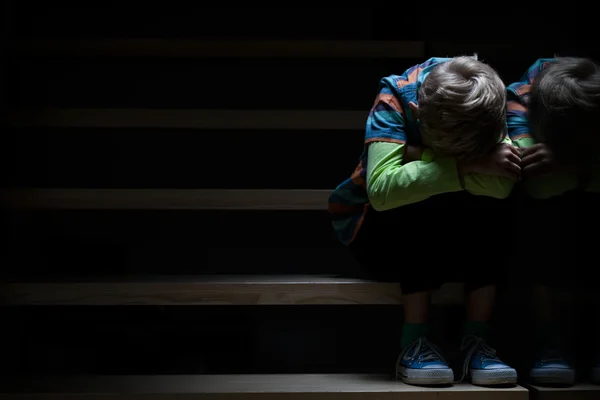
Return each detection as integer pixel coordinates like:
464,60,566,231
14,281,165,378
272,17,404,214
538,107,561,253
592,358,600,384
530,349,574,386
458,335,518,386
395,337,454,385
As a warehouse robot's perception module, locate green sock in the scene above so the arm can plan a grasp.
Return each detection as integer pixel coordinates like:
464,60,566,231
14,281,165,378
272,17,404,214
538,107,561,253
463,320,490,339
401,323,429,348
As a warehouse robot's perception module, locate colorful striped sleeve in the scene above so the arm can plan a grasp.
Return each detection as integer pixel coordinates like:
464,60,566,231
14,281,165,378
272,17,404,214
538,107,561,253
364,76,408,145
506,58,556,149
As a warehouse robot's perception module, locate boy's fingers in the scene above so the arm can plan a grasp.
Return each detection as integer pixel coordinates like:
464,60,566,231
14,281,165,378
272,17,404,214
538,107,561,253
508,145,521,158
507,152,521,165
521,150,544,167
521,144,542,158
523,161,547,176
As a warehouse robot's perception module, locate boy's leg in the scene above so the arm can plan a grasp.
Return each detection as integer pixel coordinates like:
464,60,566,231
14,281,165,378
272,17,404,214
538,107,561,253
459,283,518,386
466,284,496,324
463,284,495,339
396,283,456,385
396,281,454,385
401,288,432,347
576,192,600,384
524,193,576,385
349,194,460,386
394,192,491,385
400,281,445,348
456,195,518,386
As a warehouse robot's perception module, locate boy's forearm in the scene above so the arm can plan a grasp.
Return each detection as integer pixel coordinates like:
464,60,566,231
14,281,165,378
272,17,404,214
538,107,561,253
368,159,464,211
367,142,463,211
403,146,503,192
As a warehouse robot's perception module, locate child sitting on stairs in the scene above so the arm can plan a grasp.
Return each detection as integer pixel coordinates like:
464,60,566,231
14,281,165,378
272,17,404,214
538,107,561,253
329,55,519,386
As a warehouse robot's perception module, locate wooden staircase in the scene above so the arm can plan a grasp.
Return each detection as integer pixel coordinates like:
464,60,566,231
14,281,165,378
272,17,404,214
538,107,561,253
2,3,599,399
0,375,529,400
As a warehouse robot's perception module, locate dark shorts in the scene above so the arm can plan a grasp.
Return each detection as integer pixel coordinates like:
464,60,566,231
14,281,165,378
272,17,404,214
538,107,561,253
348,191,510,294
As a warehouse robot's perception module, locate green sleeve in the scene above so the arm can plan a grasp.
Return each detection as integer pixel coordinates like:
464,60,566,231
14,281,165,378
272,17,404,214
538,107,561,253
366,141,463,211
512,135,581,199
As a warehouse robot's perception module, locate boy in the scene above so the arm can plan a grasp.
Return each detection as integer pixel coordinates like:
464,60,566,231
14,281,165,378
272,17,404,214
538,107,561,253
329,56,519,386
506,56,600,385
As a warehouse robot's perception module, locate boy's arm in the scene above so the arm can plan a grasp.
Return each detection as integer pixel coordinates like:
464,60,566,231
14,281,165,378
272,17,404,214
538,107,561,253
402,137,517,200
366,73,520,211
365,76,467,211
506,84,579,198
367,141,463,211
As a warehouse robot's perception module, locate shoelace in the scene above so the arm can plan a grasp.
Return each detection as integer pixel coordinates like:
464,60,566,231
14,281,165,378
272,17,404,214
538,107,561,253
456,335,499,383
404,337,448,364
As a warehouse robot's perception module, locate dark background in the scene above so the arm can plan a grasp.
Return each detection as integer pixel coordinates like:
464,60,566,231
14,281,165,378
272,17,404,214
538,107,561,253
1,4,597,378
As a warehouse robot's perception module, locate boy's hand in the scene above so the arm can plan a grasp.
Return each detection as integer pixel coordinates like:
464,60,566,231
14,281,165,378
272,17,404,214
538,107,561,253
521,143,557,177
459,143,521,181
521,143,587,177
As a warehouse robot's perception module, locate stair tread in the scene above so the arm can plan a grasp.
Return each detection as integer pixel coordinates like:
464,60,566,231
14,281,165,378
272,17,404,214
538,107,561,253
0,275,464,306
0,188,330,210
0,374,528,396
6,109,367,130
10,39,424,58
526,383,600,400
529,383,599,391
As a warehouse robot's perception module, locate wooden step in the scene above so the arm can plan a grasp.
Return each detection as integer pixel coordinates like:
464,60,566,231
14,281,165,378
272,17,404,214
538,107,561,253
6,58,395,110
0,374,529,400
0,276,464,306
0,189,330,210
9,39,424,58
4,126,361,189
6,109,366,130
526,383,599,400
9,5,419,40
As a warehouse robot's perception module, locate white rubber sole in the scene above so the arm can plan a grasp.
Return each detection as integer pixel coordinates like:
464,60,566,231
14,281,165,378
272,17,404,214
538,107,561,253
530,367,575,386
471,368,518,386
397,365,454,386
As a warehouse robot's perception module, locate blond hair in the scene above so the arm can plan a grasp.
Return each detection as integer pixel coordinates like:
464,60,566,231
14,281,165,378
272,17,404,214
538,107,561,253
418,55,506,160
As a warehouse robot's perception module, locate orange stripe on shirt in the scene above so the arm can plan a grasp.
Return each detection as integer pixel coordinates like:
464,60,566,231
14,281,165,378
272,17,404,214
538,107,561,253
512,133,532,140
351,162,366,186
516,84,532,97
396,67,422,89
365,137,406,145
405,68,422,85
370,93,404,115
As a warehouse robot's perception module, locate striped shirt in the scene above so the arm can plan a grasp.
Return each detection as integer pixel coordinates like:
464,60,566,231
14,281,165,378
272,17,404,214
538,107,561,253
506,58,556,149
328,57,453,246
507,58,600,197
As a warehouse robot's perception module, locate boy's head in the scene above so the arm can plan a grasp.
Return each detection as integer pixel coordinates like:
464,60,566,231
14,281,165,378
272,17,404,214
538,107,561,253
529,57,600,161
415,55,506,160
